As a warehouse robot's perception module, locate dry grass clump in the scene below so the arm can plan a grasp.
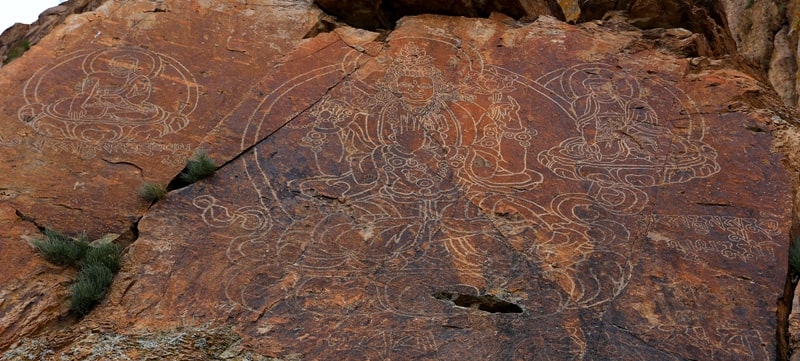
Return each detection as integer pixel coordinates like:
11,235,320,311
32,230,123,316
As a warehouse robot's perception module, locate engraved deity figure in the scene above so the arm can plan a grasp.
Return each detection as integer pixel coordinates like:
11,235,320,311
281,43,558,313
18,49,192,142
572,75,667,162
539,68,720,214
64,55,159,121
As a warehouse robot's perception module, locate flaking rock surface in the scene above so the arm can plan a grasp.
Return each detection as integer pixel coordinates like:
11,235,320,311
0,1,795,360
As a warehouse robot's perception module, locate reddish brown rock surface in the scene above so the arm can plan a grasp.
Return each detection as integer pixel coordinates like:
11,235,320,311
0,0,320,351
1,1,798,360
0,0,109,65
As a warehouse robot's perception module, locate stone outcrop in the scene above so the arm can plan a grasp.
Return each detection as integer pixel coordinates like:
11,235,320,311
0,0,320,351
0,0,109,65
0,0,799,360
713,0,800,108
553,0,800,109
313,0,565,29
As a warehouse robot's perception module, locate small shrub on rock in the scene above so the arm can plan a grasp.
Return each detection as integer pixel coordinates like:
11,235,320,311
138,181,167,202
180,150,218,184
82,242,122,273
31,228,124,316
70,263,114,316
4,40,30,64
31,229,89,267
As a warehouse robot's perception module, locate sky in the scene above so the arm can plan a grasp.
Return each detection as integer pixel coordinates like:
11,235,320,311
0,1,64,34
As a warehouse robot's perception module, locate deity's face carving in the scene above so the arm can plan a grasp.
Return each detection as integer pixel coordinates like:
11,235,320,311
109,56,139,77
586,79,619,103
396,75,435,106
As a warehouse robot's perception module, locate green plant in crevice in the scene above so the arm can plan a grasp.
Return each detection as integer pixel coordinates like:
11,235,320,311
31,229,123,316
138,181,167,202
81,242,122,273
790,238,800,275
4,39,31,64
70,263,114,316
179,150,218,184
31,229,89,267
745,0,756,9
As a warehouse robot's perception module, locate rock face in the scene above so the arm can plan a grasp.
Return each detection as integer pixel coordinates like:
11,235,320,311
0,0,320,351
0,0,798,360
0,0,109,65
314,0,565,29
554,0,800,109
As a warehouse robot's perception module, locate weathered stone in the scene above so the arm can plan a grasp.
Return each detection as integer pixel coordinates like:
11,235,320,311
711,0,798,106
720,0,783,70
0,0,110,65
561,0,738,57
0,0,320,351
789,0,800,107
771,26,798,106
3,325,277,360
576,0,618,21
0,1,797,360
0,204,74,351
628,0,688,28
313,0,565,29
555,0,578,23
30,14,783,360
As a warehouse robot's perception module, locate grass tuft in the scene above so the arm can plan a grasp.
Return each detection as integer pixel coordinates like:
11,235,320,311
70,263,114,316
4,39,30,64
31,228,125,316
138,182,167,202
790,239,800,275
31,229,89,267
180,150,218,184
82,243,122,273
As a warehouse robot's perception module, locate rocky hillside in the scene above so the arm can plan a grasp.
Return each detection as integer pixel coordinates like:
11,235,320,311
0,0,799,360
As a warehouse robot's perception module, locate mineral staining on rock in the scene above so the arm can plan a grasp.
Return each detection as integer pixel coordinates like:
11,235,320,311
0,1,793,360
110,15,788,361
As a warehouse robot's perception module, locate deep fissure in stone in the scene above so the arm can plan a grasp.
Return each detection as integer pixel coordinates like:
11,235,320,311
312,0,565,31
433,291,523,313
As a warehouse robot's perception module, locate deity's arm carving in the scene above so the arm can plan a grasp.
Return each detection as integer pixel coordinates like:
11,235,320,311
297,95,360,176
68,76,102,119
618,99,670,159
566,97,604,161
344,126,380,186
625,98,657,125
572,96,596,131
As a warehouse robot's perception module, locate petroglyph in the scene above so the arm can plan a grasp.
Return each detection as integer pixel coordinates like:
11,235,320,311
212,36,648,317
0,136,22,147
649,324,770,360
19,137,193,163
18,47,198,144
188,33,732,359
650,215,781,264
537,63,720,215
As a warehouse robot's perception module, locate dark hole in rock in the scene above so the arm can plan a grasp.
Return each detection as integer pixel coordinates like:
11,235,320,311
433,291,523,313
313,0,565,31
